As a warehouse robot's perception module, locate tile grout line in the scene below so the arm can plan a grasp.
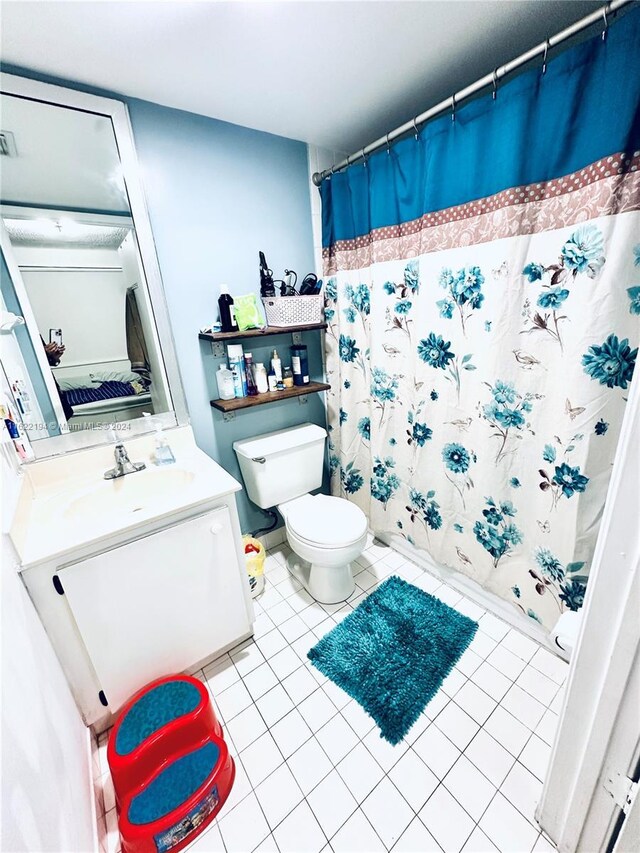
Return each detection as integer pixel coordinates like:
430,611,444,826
100,543,565,853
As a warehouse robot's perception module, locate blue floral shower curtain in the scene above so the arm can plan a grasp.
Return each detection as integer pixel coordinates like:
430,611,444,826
321,8,640,631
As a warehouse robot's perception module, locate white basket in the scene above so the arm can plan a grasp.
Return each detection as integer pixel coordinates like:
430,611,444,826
261,295,324,327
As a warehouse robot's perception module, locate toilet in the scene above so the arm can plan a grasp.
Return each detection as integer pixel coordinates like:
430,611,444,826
233,424,368,604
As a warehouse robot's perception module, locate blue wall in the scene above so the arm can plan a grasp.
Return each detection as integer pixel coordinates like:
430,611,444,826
3,68,327,533
126,99,327,533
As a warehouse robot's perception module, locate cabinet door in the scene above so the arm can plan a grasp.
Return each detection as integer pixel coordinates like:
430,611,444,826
59,507,250,712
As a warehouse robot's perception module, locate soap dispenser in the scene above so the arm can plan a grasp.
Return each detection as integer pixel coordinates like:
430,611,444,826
143,412,176,466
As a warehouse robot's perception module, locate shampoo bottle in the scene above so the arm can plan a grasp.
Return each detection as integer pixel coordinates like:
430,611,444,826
218,284,239,333
244,353,258,396
290,344,310,386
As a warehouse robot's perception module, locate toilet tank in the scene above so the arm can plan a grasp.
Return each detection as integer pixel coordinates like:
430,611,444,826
233,424,327,509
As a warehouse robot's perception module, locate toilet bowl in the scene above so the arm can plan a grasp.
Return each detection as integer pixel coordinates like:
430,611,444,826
279,494,368,604
233,424,369,605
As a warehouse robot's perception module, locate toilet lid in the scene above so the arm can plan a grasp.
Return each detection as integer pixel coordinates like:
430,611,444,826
286,495,368,548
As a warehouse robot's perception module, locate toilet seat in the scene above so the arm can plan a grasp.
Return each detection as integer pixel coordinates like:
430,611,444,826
284,495,367,548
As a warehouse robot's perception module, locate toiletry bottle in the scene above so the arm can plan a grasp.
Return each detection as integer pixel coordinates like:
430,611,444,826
144,412,176,466
216,363,235,400
218,284,239,333
283,366,294,388
290,344,310,386
227,344,247,398
244,353,258,396
271,349,283,382
254,363,268,393
267,365,278,392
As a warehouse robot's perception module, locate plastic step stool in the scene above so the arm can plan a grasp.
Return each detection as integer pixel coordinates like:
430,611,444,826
108,675,222,807
118,736,234,853
107,675,234,852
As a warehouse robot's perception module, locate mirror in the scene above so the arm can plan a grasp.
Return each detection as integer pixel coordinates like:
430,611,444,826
0,75,187,456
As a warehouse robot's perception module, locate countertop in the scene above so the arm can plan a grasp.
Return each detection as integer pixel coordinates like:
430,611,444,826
10,427,241,569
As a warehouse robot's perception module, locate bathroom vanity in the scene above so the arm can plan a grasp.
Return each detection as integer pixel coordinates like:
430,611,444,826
9,428,254,729
0,74,254,732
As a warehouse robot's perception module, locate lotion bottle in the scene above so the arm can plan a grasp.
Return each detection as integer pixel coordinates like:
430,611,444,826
254,363,268,393
271,349,282,382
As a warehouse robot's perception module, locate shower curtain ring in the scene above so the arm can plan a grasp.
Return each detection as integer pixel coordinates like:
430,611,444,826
413,117,420,140
361,147,368,168
542,39,549,75
492,68,498,100
386,132,391,154
602,6,609,40
451,94,456,122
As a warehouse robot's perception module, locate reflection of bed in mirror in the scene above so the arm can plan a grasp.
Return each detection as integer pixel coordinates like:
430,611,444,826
10,223,159,430
55,359,153,430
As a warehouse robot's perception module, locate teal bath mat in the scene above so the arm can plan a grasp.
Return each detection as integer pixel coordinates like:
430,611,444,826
308,575,478,744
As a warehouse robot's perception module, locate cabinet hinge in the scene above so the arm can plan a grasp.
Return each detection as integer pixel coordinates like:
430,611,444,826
603,771,639,814
52,575,65,595
98,690,109,707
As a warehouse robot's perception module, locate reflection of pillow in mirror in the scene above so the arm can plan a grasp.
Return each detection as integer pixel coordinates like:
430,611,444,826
90,370,142,385
57,375,94,391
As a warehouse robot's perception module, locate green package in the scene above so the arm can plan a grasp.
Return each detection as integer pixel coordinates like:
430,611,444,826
234,294,266,330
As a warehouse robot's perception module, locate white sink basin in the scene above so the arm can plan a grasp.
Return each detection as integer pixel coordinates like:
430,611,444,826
63,468,196,518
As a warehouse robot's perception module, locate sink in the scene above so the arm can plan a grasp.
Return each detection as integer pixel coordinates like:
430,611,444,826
63,468,196,518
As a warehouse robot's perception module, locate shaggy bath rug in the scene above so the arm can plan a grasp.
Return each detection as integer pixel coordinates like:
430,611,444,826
307,575,478,744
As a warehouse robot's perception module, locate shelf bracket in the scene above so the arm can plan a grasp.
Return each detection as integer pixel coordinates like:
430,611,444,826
222,411,236,422
291,331,303,345
298,395,308,406
211,341,225,358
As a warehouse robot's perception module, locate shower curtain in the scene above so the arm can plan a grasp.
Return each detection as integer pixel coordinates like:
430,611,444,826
321,8,640,631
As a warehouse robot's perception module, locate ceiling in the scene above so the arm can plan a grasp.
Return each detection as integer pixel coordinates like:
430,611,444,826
1,1,603,153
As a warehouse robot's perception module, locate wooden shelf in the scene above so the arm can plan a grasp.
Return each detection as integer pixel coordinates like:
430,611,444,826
199,323,327,343
210,381,330,413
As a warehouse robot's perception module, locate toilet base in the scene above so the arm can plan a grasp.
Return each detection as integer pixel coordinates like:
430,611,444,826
286,553,355,605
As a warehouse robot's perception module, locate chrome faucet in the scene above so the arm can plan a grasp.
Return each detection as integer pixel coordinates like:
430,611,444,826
104,443,146,480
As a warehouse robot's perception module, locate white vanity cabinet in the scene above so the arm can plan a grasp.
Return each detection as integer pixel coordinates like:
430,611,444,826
16,450,255,731
58,506,247,713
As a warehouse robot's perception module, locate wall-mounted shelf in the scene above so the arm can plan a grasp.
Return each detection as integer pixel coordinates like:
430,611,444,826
199,322,327,344
210,381,330,414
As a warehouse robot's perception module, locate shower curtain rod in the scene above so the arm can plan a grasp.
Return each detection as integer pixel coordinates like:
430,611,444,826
312,0,632,186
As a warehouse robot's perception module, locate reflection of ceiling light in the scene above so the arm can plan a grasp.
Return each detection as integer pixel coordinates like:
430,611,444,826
3,217,131,248
31,217,61,236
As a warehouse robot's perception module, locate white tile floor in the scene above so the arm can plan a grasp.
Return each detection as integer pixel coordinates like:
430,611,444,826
95,540,566,853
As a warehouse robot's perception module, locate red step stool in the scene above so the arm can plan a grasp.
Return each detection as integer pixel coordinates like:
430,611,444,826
108,675,234,853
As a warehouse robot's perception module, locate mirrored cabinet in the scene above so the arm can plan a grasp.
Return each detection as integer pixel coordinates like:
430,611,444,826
0,73,188,458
